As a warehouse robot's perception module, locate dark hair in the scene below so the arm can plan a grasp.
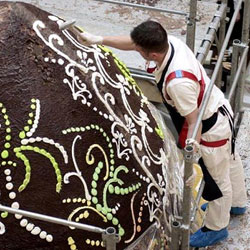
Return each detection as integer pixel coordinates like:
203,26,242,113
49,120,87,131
130,20,169,53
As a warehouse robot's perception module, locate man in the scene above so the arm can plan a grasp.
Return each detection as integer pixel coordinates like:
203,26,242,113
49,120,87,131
79,20,247,248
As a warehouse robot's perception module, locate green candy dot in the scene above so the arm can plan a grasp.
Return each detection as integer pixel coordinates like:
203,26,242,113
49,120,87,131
115,186,120,195
4,142,11,149
6,128,11,133
1,150,9,159
124,188,129,194
96,204,102,212
103,132,107,137
1,108,6,114
31,104,36,109
24,126,30,131
91,189,97,196
108,143,112,148
62,130,67,134
92,197,98,204
29,112,34,118
31,98,36,103
4,114,8,120
1,212,8,218
5,120,10,126
25,173,31,179
57,175,62,182
71,127,76,132
108,184,114,194
19,131,26,139
90,124,95,128
110,159,115,165
110,166,114,171
102,207,108,215
95,167,101,174
119,227,125,237
120,189,125,195
91,181,97,188
27,119,32,125
110,172,114,178
112,217,118,225
129,187,133,192
107,213,113,220
86,126,90,130
98,162,103,169
93,173,99,181
76,127,80,132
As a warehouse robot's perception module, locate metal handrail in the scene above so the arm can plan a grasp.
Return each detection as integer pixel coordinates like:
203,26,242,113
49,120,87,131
0,204,119,250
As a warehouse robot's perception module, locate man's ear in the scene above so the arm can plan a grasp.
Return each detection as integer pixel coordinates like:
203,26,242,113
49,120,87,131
150,53,159,60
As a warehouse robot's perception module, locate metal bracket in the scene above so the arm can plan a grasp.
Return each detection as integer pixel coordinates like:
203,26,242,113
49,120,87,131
102,227,120,250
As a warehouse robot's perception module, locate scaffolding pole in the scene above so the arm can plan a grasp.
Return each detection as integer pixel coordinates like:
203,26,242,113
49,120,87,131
186,0,197,52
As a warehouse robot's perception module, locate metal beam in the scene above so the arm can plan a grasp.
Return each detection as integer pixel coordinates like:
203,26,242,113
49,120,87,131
94,0,187,16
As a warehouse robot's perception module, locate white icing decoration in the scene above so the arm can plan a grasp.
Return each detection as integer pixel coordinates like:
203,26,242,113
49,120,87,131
0,222,5,235
64,135,91,201
11,202,19,209
39,231,47,239
48,15,59,21
20,219,28,227
22,136,68,164
26,223,34,231
44,57,49,62
15,213,23,220
6,183,13,190
6,176,12,182
27,99,40,137
46,234,53,242
31,226,41,235
51,58,56,63
9,192,16,199
4,169,11,175
58,58,64,65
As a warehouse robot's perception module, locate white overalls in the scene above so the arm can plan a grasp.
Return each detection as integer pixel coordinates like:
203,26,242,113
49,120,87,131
153,35,247,230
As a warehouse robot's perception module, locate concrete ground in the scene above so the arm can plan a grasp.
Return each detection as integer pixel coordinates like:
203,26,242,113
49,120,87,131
5,0,250,249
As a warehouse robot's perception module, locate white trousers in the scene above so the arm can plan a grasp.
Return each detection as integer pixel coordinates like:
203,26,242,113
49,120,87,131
200,101,247,230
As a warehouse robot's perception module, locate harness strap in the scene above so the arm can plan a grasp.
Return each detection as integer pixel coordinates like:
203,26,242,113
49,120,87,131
165,70,205,148
200,138,229,147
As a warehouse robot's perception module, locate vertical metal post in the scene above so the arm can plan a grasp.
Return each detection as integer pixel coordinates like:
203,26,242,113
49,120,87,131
230,40,241,111
180,144,194,250
216,0,228,88
238,0,250,112
186,0,197,52
170,220,181,249
102,227,119,250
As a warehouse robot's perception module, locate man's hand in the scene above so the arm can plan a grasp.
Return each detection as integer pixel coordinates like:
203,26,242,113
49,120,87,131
78,31,103,45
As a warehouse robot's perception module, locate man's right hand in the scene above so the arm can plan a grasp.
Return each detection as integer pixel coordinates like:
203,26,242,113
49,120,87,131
78,31,103,45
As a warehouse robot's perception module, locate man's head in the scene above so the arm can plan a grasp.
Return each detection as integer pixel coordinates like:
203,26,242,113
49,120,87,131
130,20,169,61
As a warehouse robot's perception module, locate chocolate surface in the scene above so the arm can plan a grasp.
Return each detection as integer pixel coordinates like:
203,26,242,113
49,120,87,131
0,2,183,249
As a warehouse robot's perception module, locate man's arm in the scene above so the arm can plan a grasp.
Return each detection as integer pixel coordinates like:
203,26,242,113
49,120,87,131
79,32,135,51
185,107,202,143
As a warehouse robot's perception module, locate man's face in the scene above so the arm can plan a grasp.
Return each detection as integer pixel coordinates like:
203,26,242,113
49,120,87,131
135,45,153,61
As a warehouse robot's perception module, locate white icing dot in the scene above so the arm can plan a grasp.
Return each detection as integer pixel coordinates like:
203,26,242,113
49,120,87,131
44,57,49,62
146,178,150,183
40,231,47,239
29,138,35,143
87,102,91,107
26,223,34,231
104,114,108,119
51,59,56,63
21,139,28,145
6,176,12,182
93,107,97,111
115,206,119,211
43,137,49,143
136,172,139,176
112,208,116,214
132,169,135,172
31,227,41,235
58,58,64,65
26,132,32,137
46,234,53,242
36,137,42,142
15,213,23,220
20,219,28,227
4,169,11,175
143,177,146,181
9,192,16,199
55,143,60,148
99,111,103,116
109,115,114,121
11,202,19,209
6,183,13,190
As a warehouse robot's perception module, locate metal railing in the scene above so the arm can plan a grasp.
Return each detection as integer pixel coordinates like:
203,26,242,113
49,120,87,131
0,204,120,250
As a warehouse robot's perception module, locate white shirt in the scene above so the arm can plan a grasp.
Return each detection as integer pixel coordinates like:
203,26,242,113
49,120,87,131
153,36,226,120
